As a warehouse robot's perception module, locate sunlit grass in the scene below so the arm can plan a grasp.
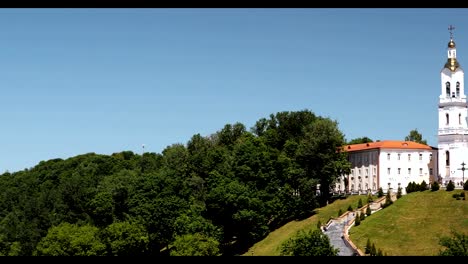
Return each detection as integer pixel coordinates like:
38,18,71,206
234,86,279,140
243,195,369,256
349,190,468,256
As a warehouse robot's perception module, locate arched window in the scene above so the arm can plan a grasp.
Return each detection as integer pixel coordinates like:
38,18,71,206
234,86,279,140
460,113,462,125
446,113,450,125
446,82,451,97
456,82,460,97
446,151,450,166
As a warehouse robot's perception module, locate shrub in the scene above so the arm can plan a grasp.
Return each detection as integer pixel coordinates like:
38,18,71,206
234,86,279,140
357,198,363,208
347,205,353,211
446,180,455,191
366,206,372,217
377,187,384,198
431,181,440,191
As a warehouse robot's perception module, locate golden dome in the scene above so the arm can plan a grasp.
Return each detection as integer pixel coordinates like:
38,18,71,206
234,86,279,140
445,58,460,71
448,39,456,48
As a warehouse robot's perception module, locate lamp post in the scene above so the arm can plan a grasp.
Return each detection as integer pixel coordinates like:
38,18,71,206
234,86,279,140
460,162,466,184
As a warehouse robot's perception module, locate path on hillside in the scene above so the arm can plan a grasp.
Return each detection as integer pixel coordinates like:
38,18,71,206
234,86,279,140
322,213,357,256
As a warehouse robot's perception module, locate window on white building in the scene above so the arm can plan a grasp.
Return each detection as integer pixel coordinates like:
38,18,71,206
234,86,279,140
446,113,450,125
373,168,376,174
397,153,401,160
446,151,450,166
419,168,423,175
387,153,391,160
358,169,361,176
459,113,462,125
365,169,368,177
419,153,422,161
446,82,450,97
408,154,411,161
457,82,460,97
408,168,411,175
351,169,354,176
430,168,433,175
430,154,433,161
398,168,401,175
387,168,391,175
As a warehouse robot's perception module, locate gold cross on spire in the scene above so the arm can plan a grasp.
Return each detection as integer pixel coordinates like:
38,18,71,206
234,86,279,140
448,25,455,39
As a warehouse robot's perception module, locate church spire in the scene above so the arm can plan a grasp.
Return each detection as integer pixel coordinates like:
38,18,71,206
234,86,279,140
445,25,460,71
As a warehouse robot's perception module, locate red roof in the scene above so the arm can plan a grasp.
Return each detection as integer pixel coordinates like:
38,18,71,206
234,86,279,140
343,140,432,152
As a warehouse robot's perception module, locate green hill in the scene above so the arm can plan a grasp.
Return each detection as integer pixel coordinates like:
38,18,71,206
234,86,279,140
244,190,467,256
349,189,467,256
242,195,368,256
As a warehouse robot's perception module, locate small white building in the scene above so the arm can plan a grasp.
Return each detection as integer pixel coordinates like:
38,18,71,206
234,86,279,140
334,141,438,195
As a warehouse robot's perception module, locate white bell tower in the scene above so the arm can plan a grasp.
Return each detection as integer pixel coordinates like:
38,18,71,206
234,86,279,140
438,25,468,187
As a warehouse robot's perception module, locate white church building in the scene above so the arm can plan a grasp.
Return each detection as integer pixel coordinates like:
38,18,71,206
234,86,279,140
437,26,468,188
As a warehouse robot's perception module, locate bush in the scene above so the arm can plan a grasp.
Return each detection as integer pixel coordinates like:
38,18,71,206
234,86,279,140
366,206,372,217
431,181,440,191
377,187,384,198
337,209,343,217
347,205,353,211
354,213,361,226
464,180,468,191
396,187,402,199
357,198,363,208
446,180,455,191
420,180,428,191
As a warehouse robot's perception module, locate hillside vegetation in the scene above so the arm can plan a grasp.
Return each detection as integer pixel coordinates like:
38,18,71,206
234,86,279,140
243,195,368,256
349,189,467,256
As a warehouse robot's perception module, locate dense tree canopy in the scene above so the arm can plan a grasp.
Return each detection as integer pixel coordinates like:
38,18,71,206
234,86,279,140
404,129,427,145
0,109,350,256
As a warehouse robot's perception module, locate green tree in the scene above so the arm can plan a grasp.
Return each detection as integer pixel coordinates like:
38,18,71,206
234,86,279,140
366,206,372,217
34,222,106,256
169,233,220,256
337,209,343,217
420,180,428,191
347,137,373,145
357,198,363,208
377,187,384,198
101,221,149,256
438,230,468,256
354,213,361,226
431,181,440,191
365,238,371,254
296,117,350,206
446,180,455,191
463,180,468,191
347,205,353,211
404,129,427,145
396,187,402,199
280,229,339,256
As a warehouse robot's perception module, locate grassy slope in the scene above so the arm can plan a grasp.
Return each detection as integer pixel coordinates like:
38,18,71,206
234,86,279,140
243,195,369,256
349,190,468,256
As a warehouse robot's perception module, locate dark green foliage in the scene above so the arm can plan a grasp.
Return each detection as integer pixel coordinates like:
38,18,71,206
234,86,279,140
365,238,371,254
446,180,455,191
338,209,343,217
382,191,393,208
366,206,372,217
357,198,363,208
347,205,353,211
396,187,402,199
377,248,383,256
367,193,373,203
317,220,321,230
464,180,468,191
0,109,352,256
347,137,373,144
420,180,428,191
359,211,365,221
431,181,440,191
354,213,361,226
404,129,427,145
280,229,339,256
377,187,384,198
370,243,376,256
438,230,468,256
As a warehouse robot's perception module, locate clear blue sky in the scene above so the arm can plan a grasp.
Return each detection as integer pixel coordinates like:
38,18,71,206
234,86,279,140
1,8,467,173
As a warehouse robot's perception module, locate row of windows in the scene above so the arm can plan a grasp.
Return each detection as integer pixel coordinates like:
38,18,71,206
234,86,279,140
386,167,433,175
446,81,461,98
350,168,376,176
387,153,432,161
445,113,463,125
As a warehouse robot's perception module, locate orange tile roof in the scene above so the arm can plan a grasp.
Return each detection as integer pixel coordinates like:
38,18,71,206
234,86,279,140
343,140,432,152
